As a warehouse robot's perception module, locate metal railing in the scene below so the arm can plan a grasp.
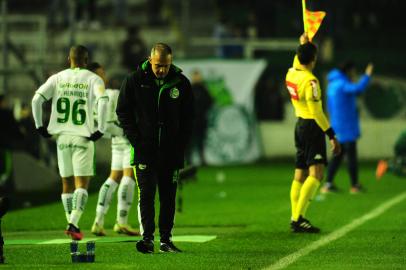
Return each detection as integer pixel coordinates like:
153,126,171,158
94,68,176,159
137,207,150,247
188,37,298,59
0,9,47,93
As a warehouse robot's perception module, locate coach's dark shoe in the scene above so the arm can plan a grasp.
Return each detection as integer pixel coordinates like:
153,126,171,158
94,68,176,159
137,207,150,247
160,241,182,253
65,223,83,240
350,184,365,194
136,239,154,254
291,216,320,233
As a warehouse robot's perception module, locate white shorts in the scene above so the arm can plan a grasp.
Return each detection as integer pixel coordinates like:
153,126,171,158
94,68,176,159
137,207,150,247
56,134,95,177
111,136,132,170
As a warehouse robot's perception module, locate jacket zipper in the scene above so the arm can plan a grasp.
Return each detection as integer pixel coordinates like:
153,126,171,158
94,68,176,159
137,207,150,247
157,78,181,147
157,80,164,147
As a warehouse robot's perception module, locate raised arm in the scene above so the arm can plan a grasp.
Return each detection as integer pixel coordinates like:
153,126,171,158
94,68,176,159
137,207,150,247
343,63,373,94
293,33,310,68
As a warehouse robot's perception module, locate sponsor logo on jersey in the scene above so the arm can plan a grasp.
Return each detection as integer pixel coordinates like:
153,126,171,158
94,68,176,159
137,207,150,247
59,82,89,90
170,88,180,99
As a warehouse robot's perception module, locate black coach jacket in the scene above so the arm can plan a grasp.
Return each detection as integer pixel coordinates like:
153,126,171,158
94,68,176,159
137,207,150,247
116,60,194,169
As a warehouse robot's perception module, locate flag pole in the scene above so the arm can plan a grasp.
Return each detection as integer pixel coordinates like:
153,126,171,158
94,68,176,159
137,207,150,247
302,0,307,33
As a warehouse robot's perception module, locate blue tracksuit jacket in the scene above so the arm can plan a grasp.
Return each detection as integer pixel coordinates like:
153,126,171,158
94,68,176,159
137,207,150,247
326,69,370,143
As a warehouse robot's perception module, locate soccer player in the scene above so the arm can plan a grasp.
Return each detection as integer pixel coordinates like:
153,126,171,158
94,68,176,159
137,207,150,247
117,43,194,253
31,45,108,240
285,33,341,233
87,62,139,236
376,129,406,179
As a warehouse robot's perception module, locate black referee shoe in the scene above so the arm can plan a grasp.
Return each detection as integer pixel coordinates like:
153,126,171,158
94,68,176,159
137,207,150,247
136,239,154,254
291,216,320,233
160,241,182,253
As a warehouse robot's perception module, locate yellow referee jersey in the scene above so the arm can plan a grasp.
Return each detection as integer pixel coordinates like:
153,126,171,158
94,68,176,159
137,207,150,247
285,56,330,131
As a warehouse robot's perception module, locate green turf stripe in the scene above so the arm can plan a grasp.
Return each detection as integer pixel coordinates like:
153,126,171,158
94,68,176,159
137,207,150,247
172,235,217,243
5,235,216,245
5,239,40,245
40,238,98,244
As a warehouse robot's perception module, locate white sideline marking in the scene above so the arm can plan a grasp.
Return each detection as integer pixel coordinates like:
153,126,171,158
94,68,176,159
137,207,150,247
264,191,406,270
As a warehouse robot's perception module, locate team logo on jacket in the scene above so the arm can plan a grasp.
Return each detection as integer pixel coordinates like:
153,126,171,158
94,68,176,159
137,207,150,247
314,154,323,160
138,164,147,170
170,88,180,99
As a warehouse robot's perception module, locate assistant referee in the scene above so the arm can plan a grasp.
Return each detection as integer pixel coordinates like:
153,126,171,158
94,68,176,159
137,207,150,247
285,33,341,233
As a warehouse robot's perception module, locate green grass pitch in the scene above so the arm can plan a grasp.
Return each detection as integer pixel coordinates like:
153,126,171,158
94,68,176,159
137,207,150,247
2,161,406,269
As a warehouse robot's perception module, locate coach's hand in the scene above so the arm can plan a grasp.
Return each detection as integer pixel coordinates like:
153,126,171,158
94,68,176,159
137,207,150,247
365,63,374,76
88,131,104,141
330,138,341,156
36,126,52,138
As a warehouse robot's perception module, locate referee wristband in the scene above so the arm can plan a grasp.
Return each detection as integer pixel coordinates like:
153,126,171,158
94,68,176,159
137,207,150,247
325,128,336,140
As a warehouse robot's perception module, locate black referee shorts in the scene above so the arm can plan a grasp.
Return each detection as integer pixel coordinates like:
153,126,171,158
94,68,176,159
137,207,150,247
294,118,327,169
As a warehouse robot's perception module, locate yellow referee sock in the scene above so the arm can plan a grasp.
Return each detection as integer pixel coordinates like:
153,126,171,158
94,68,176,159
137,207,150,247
293,176,320,221
290,180,303,220
301,180,320,218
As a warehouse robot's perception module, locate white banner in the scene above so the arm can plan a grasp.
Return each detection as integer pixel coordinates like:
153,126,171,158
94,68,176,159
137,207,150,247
176,59,267,165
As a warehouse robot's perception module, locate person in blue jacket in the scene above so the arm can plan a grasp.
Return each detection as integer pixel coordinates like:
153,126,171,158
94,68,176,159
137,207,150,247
321,61,374,194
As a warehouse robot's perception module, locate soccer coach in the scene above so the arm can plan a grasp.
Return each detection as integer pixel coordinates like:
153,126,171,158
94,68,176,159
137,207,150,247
117,43,194,253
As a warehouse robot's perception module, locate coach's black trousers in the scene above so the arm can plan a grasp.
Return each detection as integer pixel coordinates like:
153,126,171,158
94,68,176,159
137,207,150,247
135,164,177,242
326,141,358,186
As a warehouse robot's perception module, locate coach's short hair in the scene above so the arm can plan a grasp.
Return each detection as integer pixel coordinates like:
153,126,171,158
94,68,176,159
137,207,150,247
150,43,172,57
69,45,89,65
339,60,356,74
296,42,317,65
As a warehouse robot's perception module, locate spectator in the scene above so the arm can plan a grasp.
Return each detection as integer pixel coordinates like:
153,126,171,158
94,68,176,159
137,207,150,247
213,16,232,58
0,95,24,150
18,103,40,159
213,18,244,59
187,69,213,165
255,75,285,121
121,25,148,72
48,0,69,29
113,0,128,26
0,95,24,192
146,0,163,26
75,0,100,30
